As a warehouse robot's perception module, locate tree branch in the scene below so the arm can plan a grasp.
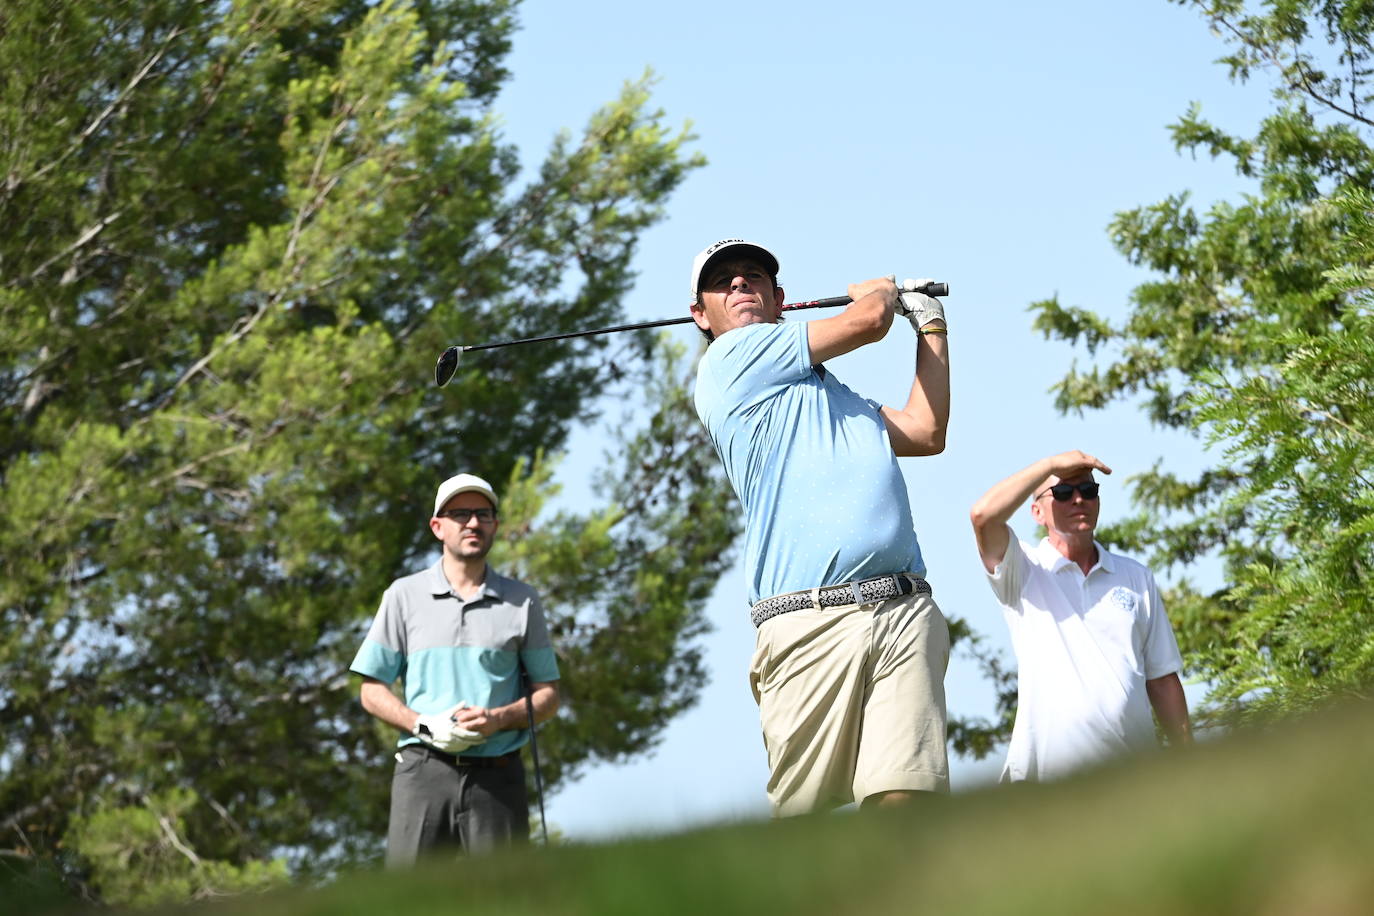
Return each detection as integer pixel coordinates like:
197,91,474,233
26,27,186,188
17,210,125,287
154,812,203,868
1211,11,1374,128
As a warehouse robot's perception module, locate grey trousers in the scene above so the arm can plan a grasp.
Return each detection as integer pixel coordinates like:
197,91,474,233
386,744,529,867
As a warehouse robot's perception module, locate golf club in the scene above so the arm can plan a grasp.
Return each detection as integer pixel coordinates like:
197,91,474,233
435,280,950,387
521,667,549,846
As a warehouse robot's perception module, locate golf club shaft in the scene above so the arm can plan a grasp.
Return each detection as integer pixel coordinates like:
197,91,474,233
522,671,549,846
460,283,946,354
435,282,948,387
461,311,709,353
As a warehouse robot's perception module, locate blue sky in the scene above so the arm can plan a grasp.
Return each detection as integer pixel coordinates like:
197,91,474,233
488,0,1277,838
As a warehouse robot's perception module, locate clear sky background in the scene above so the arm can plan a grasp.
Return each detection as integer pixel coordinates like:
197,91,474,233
485,0,1277,839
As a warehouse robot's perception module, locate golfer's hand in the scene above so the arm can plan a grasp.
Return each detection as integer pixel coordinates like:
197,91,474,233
847,276,900,315
452,705,501,738
413,705,483,754
896,278,945,331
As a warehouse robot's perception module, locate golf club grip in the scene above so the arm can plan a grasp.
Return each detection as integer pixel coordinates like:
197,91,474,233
780,281,949,314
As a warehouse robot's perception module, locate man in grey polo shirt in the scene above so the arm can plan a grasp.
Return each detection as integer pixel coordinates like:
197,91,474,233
351,473,560,864
688,239,952,816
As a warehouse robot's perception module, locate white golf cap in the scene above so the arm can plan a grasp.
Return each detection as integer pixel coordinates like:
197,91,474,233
688,239,780,299
433,473,498,516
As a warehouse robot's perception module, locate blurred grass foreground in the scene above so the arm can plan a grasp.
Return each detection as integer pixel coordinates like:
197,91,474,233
43,699,1374,914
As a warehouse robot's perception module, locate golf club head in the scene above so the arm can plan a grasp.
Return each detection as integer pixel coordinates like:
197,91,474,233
435,347,462,387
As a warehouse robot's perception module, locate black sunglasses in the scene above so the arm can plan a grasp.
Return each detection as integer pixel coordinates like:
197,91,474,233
1039,482,1100,502
436,508,497,523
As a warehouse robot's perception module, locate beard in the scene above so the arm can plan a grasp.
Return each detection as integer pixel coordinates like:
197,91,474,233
449,531,492,560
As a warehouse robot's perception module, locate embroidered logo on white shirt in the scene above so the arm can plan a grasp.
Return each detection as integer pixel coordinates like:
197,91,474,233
1105,586,1139,615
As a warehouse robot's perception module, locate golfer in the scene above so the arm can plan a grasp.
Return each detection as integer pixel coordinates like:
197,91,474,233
351,473,560,864
969,451,1191,781
689,238,952,815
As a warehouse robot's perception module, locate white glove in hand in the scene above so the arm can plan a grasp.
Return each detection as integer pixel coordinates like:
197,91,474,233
896,277,946,330
437,725,482,754
412,704,484,755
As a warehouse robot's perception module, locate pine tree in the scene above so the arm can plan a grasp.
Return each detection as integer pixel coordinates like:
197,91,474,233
0,0,730,900
1031,0,1374,726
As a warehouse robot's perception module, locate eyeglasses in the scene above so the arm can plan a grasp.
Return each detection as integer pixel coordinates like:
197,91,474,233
1038,482,1100,503
436,508,497,523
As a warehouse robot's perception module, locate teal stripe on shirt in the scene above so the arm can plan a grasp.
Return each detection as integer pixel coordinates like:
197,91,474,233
351,641,558,756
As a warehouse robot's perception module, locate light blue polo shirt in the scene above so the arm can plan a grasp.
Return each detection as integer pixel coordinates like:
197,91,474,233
694,321,925,604
350,562,560,756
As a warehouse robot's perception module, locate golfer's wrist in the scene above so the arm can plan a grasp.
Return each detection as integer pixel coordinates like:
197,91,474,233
907,312,946,332
480,706,498,731
489,704,526,731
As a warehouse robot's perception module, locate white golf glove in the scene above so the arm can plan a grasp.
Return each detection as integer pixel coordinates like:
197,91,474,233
895,277,946,331
412,704,483,754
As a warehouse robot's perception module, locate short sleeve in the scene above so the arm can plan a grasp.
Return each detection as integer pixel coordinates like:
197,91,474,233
349,586,407,683
701,322,811,416
985,524,1029,610
1140,571,1184,680
519,591,560,683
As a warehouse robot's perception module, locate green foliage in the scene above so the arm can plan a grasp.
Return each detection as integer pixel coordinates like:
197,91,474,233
68,790,288,907
945,617,1018,759
0,0,721,903
1031,0,1374,725
1178,189,1374,718
113,699,1374,916
0,854,70,915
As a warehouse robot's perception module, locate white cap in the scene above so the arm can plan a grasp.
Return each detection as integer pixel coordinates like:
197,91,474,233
688,239,780,299
433,473,498,516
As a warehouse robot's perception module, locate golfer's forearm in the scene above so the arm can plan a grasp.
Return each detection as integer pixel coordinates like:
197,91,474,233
490,683,560,731
881,336,949,456
360,679,417,732
907,335,950,450
1146,673,1192,745
808,299,889,363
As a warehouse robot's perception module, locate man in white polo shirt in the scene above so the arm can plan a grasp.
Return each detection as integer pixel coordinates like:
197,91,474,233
969,450,1191,782
351,473,560,864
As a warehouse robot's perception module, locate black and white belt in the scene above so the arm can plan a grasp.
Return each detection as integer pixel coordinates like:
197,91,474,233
750,573,931,628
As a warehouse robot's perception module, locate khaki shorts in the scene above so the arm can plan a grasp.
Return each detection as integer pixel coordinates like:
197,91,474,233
749,589,950,816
